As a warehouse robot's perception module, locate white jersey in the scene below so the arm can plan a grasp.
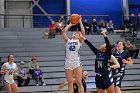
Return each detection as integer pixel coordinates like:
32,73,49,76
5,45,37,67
65,39,82,62
1,62,17,84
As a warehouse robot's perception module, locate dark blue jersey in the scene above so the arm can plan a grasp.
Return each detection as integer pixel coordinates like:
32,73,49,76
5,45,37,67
84,37,112,74
113,51,130,73
95,51,111,74
113,51,130,87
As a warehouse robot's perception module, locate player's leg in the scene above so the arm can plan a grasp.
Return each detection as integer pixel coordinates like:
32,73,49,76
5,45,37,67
75,66,84,93
115,86,123,93
96,87,106,93
95,75,106,93
4,83,11,93
104,74,115,93
114,74,124,93
106,85,115,93
65,69,74,93
11,82,19,93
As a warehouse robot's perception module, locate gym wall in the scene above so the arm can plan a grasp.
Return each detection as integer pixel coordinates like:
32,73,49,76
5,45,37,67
129,0,140,15
33,0,140,28
70,0,123,29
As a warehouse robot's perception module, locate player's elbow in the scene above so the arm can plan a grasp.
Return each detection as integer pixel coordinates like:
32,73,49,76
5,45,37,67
116,63,120,68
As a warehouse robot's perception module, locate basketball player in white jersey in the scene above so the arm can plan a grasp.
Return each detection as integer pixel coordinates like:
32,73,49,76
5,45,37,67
61,16,85,93
0,54,19,93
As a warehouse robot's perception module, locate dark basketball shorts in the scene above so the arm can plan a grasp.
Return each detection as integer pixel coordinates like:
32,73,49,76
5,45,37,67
95,73,114,90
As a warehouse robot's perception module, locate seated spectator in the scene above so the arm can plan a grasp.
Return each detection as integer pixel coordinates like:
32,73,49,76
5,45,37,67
17,61,30,87
33,65,46,86
124,16,131,28
123,16,132,33
107,20,114,34
98,19,106,34
60,15,66,27
48,21,56,38
130,14,137,26
83,19,90,35
28,56,38,78
125,39,139,59
56,19,64,34
90,18,98,34
137,14,140,30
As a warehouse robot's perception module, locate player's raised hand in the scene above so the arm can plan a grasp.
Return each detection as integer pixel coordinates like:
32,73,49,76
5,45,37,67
122,59,127,64
78,15,82,23
79,32,86,40
101,28,107,37
58,84,65,90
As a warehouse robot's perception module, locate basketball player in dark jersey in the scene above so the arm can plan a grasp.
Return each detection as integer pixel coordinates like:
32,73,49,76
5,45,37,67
113,41,133,93
80,29,120,93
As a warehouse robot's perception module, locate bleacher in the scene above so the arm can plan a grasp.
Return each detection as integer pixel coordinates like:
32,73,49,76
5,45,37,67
135,32,140,49
0,28,140,93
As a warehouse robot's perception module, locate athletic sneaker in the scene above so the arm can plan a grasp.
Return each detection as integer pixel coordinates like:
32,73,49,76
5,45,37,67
42,83,46,86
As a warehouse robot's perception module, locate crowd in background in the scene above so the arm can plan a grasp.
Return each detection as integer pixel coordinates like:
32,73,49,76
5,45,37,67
43,14,140,39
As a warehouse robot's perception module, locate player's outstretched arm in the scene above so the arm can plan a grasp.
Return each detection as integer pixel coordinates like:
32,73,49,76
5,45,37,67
61,23,73,44
110,55,120,69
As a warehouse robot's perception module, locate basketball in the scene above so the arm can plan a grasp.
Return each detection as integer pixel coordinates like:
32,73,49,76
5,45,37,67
70,14,80,24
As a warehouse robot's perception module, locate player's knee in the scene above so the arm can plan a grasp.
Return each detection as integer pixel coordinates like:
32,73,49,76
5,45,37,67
67,81,73,87
5,88,11,93
76,80,82,87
